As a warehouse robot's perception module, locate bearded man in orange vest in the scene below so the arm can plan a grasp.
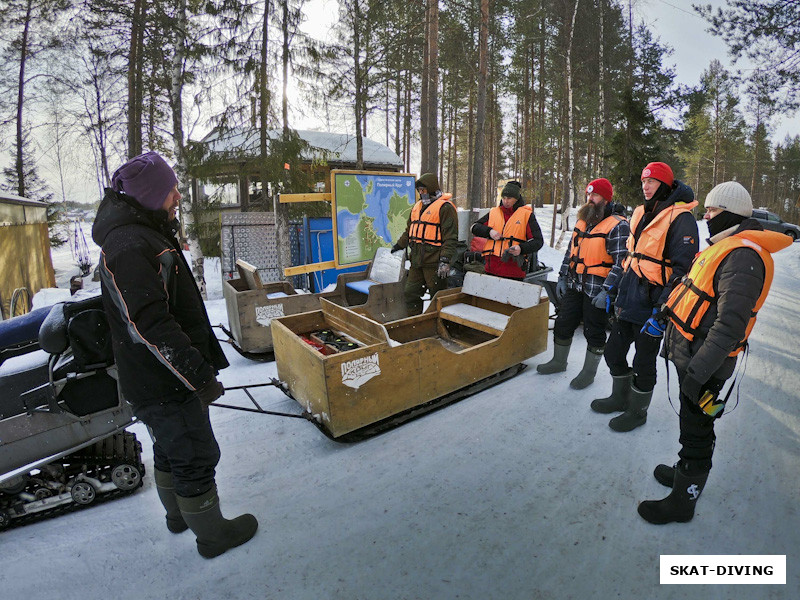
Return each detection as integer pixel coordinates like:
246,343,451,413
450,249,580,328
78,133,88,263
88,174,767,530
537,178,629,389
470,180,544,280
392,172,458,315
638,181,791,524
592,162,699,431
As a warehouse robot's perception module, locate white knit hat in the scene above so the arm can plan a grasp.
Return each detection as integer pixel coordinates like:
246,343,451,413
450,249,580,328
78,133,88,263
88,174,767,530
704,181,753,218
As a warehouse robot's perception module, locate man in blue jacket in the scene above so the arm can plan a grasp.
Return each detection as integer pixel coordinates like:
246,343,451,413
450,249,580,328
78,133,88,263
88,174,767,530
92,152,257,558
591,162,699,432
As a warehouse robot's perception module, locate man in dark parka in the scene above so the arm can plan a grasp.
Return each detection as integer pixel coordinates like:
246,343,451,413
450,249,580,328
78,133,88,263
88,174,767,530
92,151,257,558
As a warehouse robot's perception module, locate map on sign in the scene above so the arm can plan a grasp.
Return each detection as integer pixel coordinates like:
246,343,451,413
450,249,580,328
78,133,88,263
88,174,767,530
333,171,416,266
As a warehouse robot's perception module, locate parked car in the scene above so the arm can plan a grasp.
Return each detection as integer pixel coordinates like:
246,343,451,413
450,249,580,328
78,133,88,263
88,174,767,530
751,209,800,241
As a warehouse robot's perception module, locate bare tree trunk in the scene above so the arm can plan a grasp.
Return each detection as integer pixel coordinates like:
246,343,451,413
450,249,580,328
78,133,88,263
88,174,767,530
128,0,145,158
560,0,580,233
352,0,364,169
13,0,33,197
598,0,606,173
420,7,429,172
468,0,489,217
426,0,439,175
276,0,293,280
168,0,206,298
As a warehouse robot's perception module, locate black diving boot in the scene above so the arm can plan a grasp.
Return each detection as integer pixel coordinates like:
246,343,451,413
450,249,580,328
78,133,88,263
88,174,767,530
177,487,259,558
638,462,710,524
154,468,188,533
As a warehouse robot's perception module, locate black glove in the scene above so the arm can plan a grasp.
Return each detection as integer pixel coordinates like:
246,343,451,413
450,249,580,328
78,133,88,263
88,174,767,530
555,276,568,302
391,243,402,253
437,258,450,279
195,377,225,406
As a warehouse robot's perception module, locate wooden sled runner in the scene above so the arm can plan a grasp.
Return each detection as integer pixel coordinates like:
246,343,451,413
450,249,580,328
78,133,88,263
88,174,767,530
271,272,549,439
223,247,407,356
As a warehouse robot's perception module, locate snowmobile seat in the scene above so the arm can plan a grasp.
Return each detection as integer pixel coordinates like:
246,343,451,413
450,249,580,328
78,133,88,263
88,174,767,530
33,295,119,417
0,306,51,366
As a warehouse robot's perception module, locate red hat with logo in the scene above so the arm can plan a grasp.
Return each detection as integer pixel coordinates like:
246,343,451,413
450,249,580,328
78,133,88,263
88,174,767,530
641,162,674,187
586,178,613,201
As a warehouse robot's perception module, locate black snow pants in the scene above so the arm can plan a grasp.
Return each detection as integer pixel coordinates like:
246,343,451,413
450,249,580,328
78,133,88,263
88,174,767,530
553,288,609,349
603,318,663,392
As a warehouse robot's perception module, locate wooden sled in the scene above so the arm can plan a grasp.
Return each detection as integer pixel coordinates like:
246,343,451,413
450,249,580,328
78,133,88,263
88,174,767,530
223,247,407,355
271,272,549,439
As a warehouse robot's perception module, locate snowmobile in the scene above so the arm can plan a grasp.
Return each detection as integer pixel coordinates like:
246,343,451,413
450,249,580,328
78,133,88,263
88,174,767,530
222,247,408,358
0,294,144,531
270,271,549,440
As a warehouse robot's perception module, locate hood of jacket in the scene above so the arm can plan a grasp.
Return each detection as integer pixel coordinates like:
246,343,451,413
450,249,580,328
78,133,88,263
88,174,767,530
92,188,177,247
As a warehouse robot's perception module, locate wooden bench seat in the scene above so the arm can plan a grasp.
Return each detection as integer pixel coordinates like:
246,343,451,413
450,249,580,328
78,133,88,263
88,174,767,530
439,303,509,337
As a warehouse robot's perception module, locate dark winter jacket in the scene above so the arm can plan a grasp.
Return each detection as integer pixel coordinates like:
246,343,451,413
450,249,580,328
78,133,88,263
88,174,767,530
91,189,228,407
396,195,460,268
663,219,767,386
614,181,699,325
471,198,544,279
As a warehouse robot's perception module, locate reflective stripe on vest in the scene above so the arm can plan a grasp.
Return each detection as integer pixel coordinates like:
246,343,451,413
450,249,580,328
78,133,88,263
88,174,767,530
482,205,533,257
623,201,698,285
568,214,626,278
664,230,786,357
408,195,455,246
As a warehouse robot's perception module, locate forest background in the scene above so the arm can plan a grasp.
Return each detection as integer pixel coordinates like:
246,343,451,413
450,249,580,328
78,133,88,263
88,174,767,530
1,0,799,272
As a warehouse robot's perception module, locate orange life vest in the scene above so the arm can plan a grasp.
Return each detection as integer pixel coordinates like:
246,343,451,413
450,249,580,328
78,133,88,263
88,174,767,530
568,214,627,278
623,201,698,285
664,229,791,356
408,194,455,246
482,205,533,257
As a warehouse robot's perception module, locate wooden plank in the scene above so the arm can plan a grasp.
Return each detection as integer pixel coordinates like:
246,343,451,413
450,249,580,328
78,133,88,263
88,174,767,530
278,192,332,203
461,271,541,308
439,307,506,338
235,259,263,290
283,260,336,276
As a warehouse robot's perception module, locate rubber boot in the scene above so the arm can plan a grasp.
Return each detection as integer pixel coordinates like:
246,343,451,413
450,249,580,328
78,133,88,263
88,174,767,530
654,463,676,488
638,463,710,524
177,487,259,559
590,371,632,413
608,384,652,432
537,337,572,374
569,346,604,390
154,468,188,534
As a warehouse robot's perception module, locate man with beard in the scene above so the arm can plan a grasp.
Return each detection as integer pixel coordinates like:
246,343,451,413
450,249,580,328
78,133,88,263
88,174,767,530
470,180,544,280
92,152,258,558
591,162,698,432
638,181,791,524
537,178,629,389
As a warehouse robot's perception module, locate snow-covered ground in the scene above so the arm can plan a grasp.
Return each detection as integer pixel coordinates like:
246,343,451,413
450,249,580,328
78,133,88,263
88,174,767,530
3,206,798,599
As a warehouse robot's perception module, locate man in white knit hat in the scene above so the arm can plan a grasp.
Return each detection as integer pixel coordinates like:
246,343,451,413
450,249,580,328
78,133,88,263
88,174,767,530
637,180,792,524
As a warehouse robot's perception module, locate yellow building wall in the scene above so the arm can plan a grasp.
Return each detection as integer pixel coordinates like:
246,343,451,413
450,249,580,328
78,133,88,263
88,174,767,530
0,222,56,318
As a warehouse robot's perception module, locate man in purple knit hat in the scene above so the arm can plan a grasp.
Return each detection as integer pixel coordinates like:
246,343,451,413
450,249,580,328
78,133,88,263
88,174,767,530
92,151,258,558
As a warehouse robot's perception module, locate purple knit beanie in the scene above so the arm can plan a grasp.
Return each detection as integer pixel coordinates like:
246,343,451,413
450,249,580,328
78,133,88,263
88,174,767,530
111,151,178,211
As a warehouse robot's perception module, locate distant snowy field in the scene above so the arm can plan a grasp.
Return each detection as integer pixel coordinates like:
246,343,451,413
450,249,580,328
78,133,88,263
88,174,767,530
6,206,797,600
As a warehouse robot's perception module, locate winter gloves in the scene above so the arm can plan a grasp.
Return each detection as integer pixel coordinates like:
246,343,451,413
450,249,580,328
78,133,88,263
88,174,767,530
592,289,610,312
437,257,451,279
195,377,225,407
555,276,568,302
641,307,667,338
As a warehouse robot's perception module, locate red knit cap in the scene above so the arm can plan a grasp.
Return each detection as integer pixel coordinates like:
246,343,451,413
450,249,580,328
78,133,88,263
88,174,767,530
641,162,674,187
586,178,613,201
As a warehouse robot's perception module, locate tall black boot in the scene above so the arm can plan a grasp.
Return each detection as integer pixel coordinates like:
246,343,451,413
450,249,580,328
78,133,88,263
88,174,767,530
590,371,632,413
638,463,710,524
569,346,604,390
154,468,188,534
608,384,652,432
177,486,259,559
